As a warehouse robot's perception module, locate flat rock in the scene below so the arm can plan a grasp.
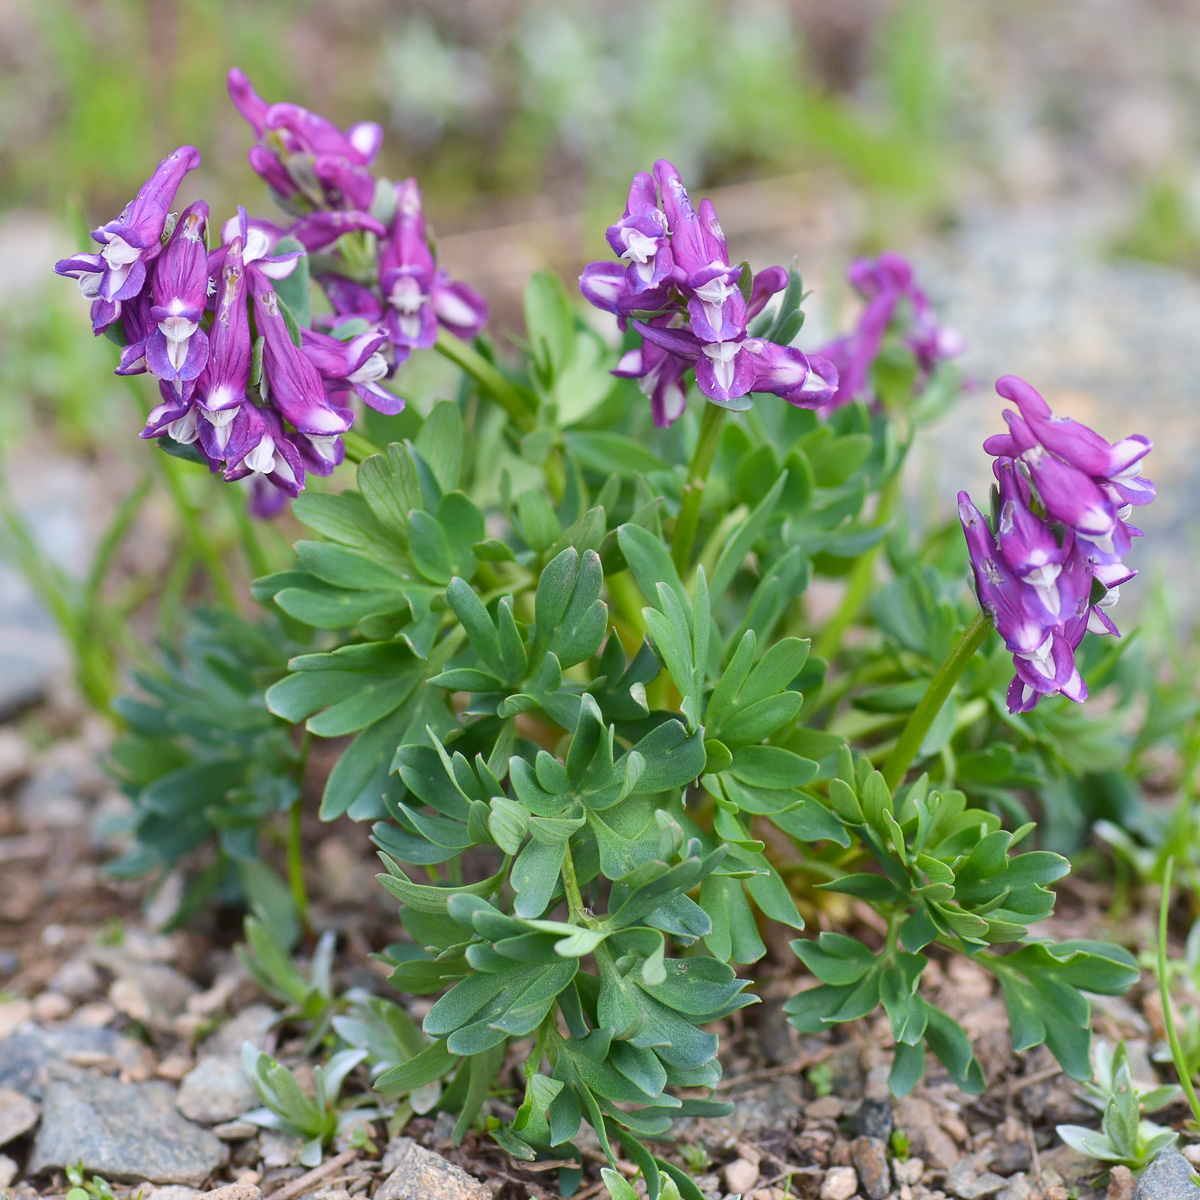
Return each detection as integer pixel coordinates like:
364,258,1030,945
176,1057,258,1125
377,1138,490,1200
144,1188,201,1200
853,1098,893,1140
0,1023,150,1101
109,963,200,1033
28,1068,226,1185
197,1185,262,1200
850,1137,890,1200
818,1166,857,1200
944,1156,1008,1200
0,1087,39,1145
894,1095,960,1170
1134,1147,1200,1200
200,1006,277,1058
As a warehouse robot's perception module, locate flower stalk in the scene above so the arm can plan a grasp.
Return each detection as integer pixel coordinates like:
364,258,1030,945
671,402,726,572
881,611,993,790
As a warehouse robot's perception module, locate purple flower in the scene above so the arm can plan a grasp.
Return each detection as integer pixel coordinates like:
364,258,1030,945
227,69,384,212
249,266,354,436
300,326,404,416
55,145,201,331
141,381,201,447
985,377,1150,564
220,402,306,499
197,231,252,425
580,160,815,424
145,201,210,383
378,178,488,352
960,376,1153,712
815,251,962,412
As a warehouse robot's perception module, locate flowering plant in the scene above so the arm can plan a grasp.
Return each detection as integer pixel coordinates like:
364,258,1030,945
51,73,1161,1193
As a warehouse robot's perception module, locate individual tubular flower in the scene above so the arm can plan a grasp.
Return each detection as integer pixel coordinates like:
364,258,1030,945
983,375,1152,563
579,159,824,424
959,377,1153,713
196,231,252,447
249,267,354,438
220,401,305,498
145,201,210,384
54,145,201,333
300,326,404,415
378,178,488,354
227,69,383,212
816,251,963,412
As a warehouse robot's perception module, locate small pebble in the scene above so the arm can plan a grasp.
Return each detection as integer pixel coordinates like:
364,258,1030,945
212,1121,259,1141
0,1088,40,1146
32,992,73,1023
0,1000,32,1040
71,1001,117,1027
724,1158,760,1195
49,958,102,1001
156,1054,195,1081
1107,1165,1134,1200
850,1137,891,1200
820,1166,858,1200
893,1157,925,1185
808,1095,846,1119
0,1152,17,1188
853,1098,893,1141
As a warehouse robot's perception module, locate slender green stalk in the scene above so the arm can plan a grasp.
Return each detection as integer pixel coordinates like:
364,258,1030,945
156,454,239,609
814,473,899,662
1158,857,1200,1125
671,403,727,573
226,486,273,579
880,612,992,790
342,430,385,464
435,328,536,432
118,376,239,609
287,734,314,939
561,843,591,926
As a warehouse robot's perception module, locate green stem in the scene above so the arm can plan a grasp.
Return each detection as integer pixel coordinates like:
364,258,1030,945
814,473,900,662
287,735,314,938
435,328,536,432
156,455,239,609
226,486,273,580
671,403,727,574
1159,857,1200,1125
561,842,591,925
880,612,992,790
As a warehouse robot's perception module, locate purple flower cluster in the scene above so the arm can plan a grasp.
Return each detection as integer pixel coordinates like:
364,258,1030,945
579,160,837,427
54,72,489,514
816,252,963,413
958,376,1153,713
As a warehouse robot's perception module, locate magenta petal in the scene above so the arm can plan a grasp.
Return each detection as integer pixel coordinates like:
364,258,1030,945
579,262,628,314
430,277,488,339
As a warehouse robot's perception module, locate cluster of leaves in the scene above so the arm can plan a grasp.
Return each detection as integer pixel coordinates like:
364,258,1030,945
111,266,1157,1185
785,754,1139,1094
1056,1041,1179,1173
106,611,303,922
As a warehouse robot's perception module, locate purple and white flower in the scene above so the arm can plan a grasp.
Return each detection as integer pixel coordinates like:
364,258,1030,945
54,145,202,333
145,201,210,384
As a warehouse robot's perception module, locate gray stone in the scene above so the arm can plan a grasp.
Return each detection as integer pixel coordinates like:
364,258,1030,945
0,1152,16,1189
853,1098,893,1141
28,1068,226,1185
210,1121,258,1141
49,958,103,1002
377,1138,490,1200
0,1023,149,1101
995,1175,1037,1200
944,1156,1008,1200
894,1095,960,1170
1133,1148,1200,1200
109,963,199,1033
850,1137,890,1200
200,1005,277,1058
176,1057,258,1125
0,1087,38,1145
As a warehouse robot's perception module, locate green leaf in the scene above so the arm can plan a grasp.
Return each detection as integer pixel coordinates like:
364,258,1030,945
616,524,686,612
564,431,667,476
414,401,464,495
524,270,575,385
